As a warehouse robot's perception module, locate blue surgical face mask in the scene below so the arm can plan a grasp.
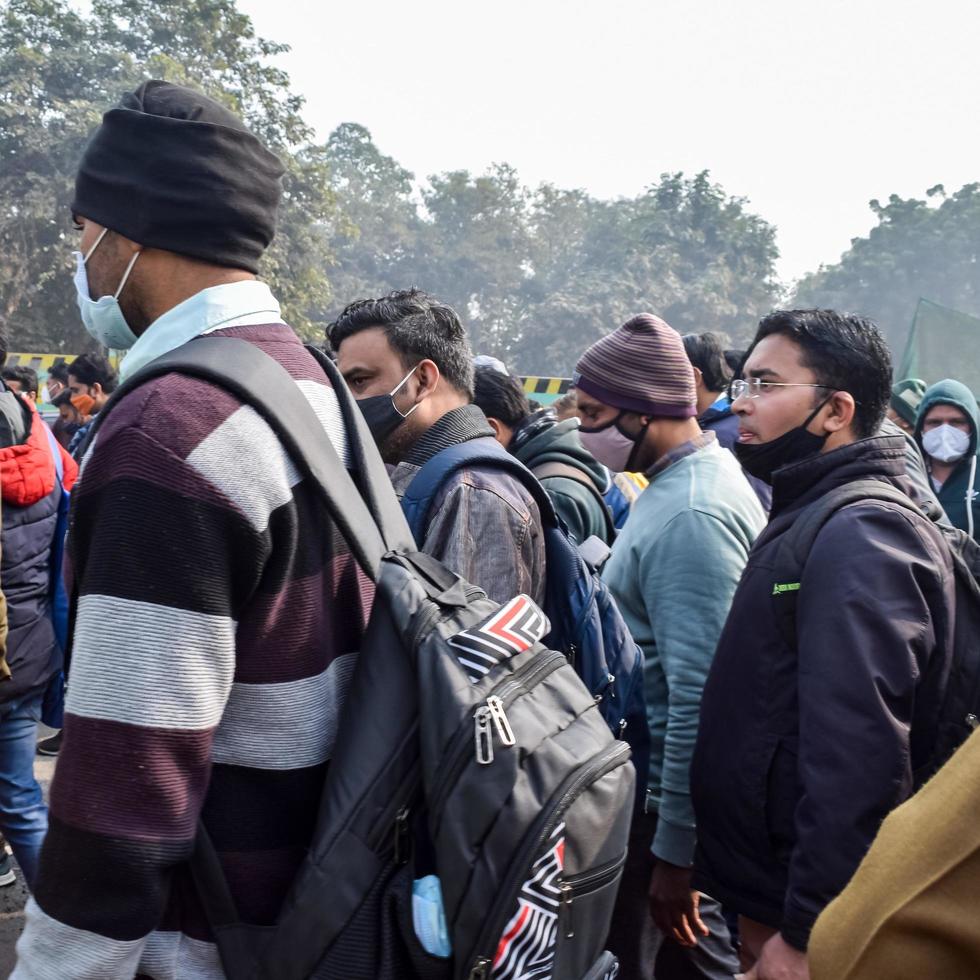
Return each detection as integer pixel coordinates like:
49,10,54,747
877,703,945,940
73,227,141,350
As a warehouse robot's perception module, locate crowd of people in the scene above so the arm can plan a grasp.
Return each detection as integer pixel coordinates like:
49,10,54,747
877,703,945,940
0,78,976,980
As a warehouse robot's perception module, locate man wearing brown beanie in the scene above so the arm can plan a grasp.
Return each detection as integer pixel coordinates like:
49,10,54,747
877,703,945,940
575,314,766,979
14,81,373,977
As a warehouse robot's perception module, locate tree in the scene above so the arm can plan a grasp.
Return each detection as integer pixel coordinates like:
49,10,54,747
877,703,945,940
320,122,423,329
0,0,336,350
417,164,533,358
509,171,780,373
793,184,980,354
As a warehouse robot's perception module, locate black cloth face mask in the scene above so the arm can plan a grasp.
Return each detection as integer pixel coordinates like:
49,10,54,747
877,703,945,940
733,395,833,484
356,366,419,444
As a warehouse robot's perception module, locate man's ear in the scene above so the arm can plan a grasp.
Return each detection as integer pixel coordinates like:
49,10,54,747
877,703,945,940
414,359,440,400
691,365,704,390
486,416,508,448
91,383,104,399
822,391,856,433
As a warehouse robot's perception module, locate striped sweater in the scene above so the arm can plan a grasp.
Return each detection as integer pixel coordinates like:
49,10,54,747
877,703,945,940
14,324,373,979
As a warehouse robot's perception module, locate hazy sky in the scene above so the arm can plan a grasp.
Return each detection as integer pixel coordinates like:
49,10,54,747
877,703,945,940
238,0,979,285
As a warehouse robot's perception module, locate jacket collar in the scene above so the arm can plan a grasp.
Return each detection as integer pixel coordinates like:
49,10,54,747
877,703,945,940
119,280,281,382
405,405,495,467
770,433,907,518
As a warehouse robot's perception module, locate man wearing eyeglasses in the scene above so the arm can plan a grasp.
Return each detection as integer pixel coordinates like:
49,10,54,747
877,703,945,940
690,310,955,980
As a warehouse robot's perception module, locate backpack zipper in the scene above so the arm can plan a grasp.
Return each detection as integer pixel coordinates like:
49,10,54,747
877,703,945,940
557,851,628,939
464,739,631,976
467,958,491,980
365,756,421,854
474,695,518,766
429,649,567,828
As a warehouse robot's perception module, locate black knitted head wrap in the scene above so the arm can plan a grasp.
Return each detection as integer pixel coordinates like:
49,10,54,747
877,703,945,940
72,80,285,273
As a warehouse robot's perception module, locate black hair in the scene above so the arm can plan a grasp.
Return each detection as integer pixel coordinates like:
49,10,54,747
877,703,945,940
724,349,746,376
328,288,475,398
48,362,70,384
683,332,733,393
52,389,75,409
68,352,118,394
2,365,38,396
749,309,891,439
473,367,531,427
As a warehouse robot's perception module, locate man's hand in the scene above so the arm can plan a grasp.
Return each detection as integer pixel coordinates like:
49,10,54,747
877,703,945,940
647,859,708,947
741,933,810,980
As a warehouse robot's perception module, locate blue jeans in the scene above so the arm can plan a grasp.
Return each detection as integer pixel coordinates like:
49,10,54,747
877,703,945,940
0,687,48,887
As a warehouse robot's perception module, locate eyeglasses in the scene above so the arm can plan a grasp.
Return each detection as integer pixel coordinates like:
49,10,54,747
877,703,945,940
729,379,835,400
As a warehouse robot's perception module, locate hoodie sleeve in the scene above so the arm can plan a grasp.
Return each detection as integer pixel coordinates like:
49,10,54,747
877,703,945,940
638,508,753,866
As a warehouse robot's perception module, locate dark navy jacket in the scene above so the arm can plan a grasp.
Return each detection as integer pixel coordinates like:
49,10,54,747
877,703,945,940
691,435,954,950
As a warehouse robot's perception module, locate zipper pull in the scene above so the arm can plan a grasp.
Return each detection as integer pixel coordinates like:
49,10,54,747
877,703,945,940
393,805,410,865
467,957,491,980
486,695,516,746
474,706,494,765
968,713,979,731
560,883,574,938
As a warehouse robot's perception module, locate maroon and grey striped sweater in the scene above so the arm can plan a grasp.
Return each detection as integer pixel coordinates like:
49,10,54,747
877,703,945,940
15,324,373,978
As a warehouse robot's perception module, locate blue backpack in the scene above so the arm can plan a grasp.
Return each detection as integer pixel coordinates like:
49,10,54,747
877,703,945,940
402,437,649,801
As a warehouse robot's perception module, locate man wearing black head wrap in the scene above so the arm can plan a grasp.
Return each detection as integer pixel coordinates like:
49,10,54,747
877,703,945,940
15,83,375,978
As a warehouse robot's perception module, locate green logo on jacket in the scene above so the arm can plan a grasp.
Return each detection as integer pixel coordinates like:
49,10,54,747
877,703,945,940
772,581,801,596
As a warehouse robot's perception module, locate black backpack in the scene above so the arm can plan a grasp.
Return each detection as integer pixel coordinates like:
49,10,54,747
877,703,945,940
400,438,650,806
89,337,634,980
771,478,980,785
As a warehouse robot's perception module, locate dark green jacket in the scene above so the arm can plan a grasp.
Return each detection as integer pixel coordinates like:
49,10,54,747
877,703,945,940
915,379,980,538
511,414,615,545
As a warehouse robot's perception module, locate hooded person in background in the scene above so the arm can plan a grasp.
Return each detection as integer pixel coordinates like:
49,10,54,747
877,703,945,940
684,331,772,511
575,313,765,980
887,378,926,435
914,378,980,539
472,366,615,545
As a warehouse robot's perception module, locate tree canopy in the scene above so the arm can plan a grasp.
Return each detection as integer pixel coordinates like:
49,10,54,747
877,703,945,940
14,0,974,377
0,0,335,350
323,126,781,372
793,184,980,356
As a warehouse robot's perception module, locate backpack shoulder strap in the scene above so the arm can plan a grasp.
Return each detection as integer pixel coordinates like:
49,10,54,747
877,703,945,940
771,478,924,649
401,437,559,542
532,461,616,540
84,336,415,577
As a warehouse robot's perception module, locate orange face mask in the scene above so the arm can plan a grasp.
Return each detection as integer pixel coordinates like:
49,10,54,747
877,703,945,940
70,392,96,417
